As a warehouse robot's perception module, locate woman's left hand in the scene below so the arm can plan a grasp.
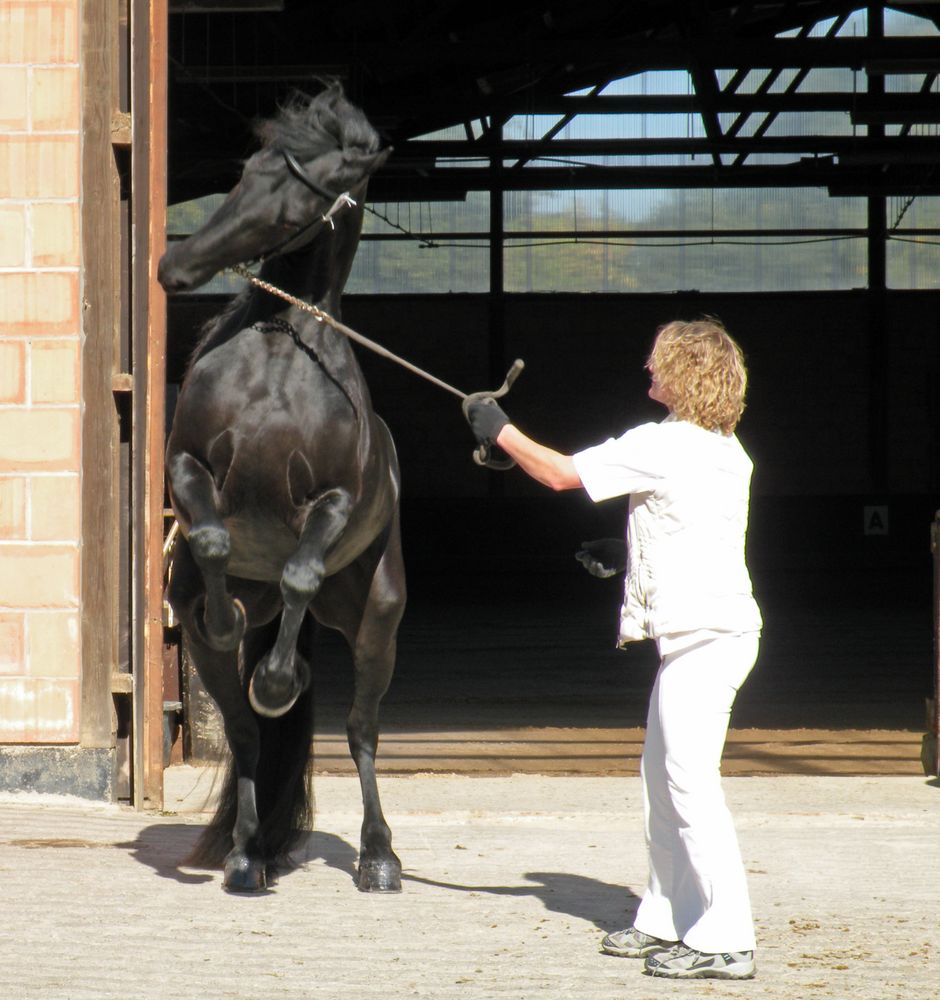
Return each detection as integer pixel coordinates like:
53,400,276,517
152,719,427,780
466,397,510,444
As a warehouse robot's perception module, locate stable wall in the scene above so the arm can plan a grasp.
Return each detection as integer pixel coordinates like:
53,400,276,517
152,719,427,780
0,1,82,745
338,289,939,576
168,287,939,577
342,290,939,498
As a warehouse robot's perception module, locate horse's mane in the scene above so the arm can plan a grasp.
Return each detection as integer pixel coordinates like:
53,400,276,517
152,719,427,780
186,288,253,379
256,80,382,158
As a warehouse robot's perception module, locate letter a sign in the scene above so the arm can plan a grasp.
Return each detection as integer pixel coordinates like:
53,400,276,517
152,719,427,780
863,505,889,536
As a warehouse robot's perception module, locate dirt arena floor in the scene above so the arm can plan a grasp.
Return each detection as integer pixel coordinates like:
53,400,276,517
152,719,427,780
1,772,937,1000
3,561,934,998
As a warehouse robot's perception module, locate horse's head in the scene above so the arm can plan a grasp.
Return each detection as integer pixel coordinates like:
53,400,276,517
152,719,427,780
158,83,390,293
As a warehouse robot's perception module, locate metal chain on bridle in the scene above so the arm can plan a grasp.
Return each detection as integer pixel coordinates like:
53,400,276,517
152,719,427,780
229,261,471,402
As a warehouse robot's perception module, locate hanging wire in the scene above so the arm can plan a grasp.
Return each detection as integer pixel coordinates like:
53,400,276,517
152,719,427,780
415,234,865,251
364,204,439,248
891,194,917,230
888,235,940,246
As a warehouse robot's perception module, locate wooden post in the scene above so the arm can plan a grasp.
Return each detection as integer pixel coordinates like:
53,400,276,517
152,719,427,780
80,0,122,750
131,0,168,809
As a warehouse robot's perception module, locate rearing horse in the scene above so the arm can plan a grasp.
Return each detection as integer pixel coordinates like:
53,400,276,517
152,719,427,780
158,83,401,893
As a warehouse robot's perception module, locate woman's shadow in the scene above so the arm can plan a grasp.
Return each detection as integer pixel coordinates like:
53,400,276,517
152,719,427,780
403,870,639,934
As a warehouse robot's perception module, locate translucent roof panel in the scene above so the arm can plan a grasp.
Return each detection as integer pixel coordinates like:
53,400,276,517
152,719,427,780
504,188,867,233
502,235,867,293
362,193,490,237
599,70,694,96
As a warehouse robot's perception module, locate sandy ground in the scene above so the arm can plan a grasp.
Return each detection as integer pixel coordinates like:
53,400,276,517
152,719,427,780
0,770,937,999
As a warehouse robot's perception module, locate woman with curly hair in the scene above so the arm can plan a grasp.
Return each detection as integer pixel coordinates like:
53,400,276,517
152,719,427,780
465,317,763,981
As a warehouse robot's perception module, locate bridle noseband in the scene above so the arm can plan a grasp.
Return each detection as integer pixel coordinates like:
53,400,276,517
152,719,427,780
245,149,357,266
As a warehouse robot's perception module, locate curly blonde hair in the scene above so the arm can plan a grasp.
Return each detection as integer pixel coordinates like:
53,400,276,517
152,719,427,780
647,318,747,435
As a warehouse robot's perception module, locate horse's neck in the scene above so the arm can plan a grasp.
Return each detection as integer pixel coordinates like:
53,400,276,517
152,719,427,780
259,205,363,312
258,253,336,312
250,218,365,374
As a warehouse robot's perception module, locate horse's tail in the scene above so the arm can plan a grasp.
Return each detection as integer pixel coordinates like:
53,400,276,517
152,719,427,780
187,615,317,869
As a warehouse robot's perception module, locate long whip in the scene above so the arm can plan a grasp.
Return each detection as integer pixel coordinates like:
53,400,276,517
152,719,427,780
226,263,524,469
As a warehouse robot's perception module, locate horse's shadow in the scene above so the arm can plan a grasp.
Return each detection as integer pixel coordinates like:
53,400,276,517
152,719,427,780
117,824,360,891
120,824,636,929
402,870,639,934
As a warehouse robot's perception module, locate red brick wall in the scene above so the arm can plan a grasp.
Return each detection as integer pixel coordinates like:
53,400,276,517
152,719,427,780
0,1,81,743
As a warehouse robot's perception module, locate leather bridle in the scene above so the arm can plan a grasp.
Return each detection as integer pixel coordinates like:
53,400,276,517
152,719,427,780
245,149,357,265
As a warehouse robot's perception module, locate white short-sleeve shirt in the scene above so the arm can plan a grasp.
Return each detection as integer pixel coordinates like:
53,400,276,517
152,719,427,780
572,416,762,645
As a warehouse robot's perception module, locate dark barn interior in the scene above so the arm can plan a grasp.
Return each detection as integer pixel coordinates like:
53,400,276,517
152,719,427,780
163,1,940,774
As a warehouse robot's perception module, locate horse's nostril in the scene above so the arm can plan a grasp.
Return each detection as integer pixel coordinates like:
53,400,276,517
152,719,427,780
157,259,190,293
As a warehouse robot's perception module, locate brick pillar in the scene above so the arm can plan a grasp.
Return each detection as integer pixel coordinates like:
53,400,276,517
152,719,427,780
0,1,82,744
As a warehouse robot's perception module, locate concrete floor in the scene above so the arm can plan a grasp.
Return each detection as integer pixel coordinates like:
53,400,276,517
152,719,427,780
2,563,934,998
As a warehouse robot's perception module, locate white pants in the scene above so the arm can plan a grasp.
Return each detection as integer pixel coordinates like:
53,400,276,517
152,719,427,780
634,631,759,954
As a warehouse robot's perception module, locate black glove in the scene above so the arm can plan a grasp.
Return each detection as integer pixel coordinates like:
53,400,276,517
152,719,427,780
466,397,510,445
575,538,626,579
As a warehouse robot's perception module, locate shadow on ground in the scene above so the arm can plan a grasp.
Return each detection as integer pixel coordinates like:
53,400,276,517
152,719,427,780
403,870,638,933
118,824,362,889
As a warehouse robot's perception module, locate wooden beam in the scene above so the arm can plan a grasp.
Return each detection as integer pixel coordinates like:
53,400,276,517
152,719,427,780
80,0,121,751
131,0,168,810
145,0,170,810
110,111,132,148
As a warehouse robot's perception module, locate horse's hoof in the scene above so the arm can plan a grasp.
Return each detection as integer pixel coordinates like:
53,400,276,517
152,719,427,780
248,667,303,719
195,597,246,652
248,652,308,718
356,860,402,893
223,852,267,893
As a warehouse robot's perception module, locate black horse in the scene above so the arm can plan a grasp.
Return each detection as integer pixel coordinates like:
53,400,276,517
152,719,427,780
157,83,402,893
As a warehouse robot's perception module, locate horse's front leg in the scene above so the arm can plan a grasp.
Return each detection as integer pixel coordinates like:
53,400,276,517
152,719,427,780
168,450,245,651
350,528,406,892
316,519,406,892
248,488,353,718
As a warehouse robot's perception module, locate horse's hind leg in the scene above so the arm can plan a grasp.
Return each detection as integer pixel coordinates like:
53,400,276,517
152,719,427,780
168,450,245,650
314,516,406,892
249,487,353,718
167,543,268,892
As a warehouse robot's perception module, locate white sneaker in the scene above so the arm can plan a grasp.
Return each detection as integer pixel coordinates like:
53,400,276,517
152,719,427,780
645,944,756,979
600,926,679,958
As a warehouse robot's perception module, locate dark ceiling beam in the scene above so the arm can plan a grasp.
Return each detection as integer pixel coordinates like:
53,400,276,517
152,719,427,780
687,65,725,169
367,93,940,117
169,1,283,10
728,11,848,166
170,65,349,83
898,70,940,137
508,82,608,172
681,0,726,169
285,37,940,70
369,163,940,195
396,136,940,159
851,95,940,123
